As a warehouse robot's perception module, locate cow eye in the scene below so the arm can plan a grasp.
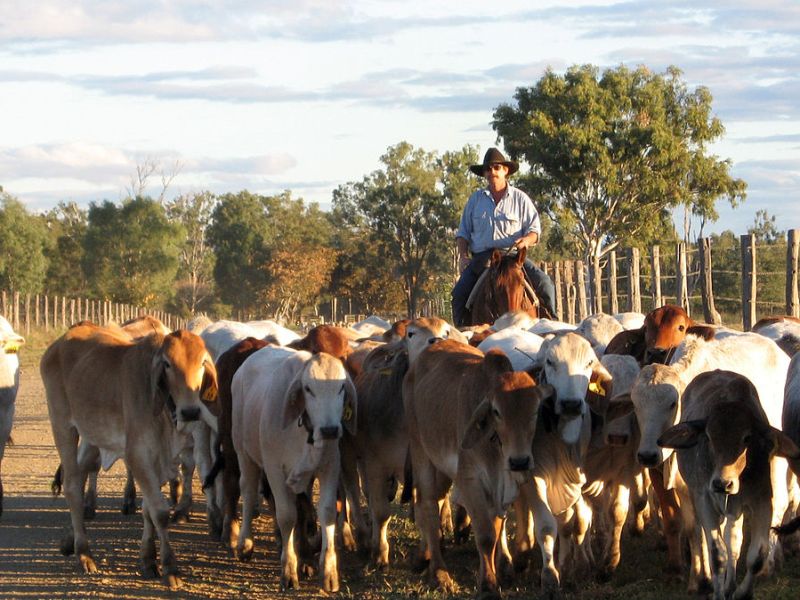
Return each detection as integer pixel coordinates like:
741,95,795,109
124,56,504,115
407,331,415,338
304,385,312,394
742,434,751,445
678,325,685,332
492,407,501,418
585,359,594,369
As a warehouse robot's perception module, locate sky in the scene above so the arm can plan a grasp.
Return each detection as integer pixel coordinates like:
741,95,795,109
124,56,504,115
1,0,799,236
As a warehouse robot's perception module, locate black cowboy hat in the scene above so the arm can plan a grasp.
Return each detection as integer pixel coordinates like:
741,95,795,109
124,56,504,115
469,147,519,176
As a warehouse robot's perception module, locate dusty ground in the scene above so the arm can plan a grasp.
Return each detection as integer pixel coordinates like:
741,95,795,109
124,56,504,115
2,345,800,599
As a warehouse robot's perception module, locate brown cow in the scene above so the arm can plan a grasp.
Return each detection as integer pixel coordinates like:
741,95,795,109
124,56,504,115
41,324,218,589
404,340,551,595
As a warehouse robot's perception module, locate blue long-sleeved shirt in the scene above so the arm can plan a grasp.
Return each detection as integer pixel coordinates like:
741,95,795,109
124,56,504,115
456,185,541,254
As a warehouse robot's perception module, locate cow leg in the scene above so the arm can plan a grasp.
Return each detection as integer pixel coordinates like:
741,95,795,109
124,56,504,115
631,470,650,535
131,457,181,590
601,483,629,579
172,448,194,523
339,438,369,553
472,511,504,598
365,462,393,568
76,441,99,520
696,495,725,599
236,452,261,561
722,512,744,599
193,424,222,538
139,498,158,578
318,450,341,592
0,399,11,517
512,482,535,572
573,495,594,576
121,468,137,515
530,476,561,597
649,467,682,574
675,483,709,593
735,501,769,600
266,465,300,591
53,426,97,574
336,482,356,553
221,436,242,553
495,518,515,587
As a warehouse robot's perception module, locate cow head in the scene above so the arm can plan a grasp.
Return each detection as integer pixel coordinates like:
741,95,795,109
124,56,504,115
461,350,551,483
405,317,466,364
151,330,218,431
0,315,25,358
643,305,694,364
659,379,800,496
282,352,357,446
535,332,611,444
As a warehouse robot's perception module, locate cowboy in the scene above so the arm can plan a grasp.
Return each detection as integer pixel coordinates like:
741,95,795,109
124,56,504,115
451,147,556,326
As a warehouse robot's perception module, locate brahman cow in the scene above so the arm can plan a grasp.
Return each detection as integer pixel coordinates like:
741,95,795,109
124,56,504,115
340,317,467,567
754,315,800,357
0,316,24,518
659,370,799,600
404,340,551,596
232,346,356,592
514,332,612,595
41,324,218,589
575,313,624,356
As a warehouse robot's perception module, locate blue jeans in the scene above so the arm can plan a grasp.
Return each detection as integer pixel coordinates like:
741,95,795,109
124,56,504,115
451,250,556,326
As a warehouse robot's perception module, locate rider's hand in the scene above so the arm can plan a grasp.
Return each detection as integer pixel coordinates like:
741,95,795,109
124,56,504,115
514,233,538,251
458,254,471,272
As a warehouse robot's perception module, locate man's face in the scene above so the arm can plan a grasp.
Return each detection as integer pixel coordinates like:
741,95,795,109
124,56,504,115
484,163,509,191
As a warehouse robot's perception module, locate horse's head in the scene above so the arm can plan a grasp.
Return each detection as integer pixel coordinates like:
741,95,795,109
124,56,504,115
469,247,532,324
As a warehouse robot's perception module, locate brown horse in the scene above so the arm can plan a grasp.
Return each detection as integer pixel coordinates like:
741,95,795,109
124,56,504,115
464,248,538,326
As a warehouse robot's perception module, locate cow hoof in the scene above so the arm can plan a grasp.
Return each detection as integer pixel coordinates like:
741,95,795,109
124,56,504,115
60,534,75,556
165,574,183,591
79,554,98,574
141,564,160,579
237,539,254,562
322,572,340,593
477,591,501,600
121,500,137,515
171,508,191,524
280,574,299,591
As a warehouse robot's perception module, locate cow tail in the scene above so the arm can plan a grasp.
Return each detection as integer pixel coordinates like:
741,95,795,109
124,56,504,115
773,516,800,536
51,464,64,496
400,448,414,504
202,451,224,491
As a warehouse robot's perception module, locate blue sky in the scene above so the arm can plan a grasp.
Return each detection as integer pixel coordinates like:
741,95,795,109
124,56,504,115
1,0,798,236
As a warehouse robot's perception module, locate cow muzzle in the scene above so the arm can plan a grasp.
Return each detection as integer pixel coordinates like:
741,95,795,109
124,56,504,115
711,477,737,495
180,406,201,422
637,450,661,468
559,399,583,416
319,425,340,440
508,455,532,472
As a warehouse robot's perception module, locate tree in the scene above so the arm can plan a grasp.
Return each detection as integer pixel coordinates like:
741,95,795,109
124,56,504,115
493,64,746,272
165,191,218,316
748,209,783,244
0,193,49,293
82,197,183,306
332,142,461,317
43,201,88,296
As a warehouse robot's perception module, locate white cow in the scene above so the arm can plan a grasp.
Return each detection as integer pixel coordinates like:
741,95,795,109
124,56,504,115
477,327,544,371
232,346,356,592
575,313,624,356
0,316,24,518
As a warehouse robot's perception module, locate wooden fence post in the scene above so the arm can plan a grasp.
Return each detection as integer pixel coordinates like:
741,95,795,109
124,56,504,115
554,261,563,321
591,256,603,314
651,245,662,308
676,243,689,314
61,296,66,328
564,261,576,324
607,250,618,314
787,228,799,317
627,248,641,313
577,260,588,319
741,234,757,331
35,294,40,328
25,294,31,335
13,291,20,331
698,237,721,324
70,299,75,326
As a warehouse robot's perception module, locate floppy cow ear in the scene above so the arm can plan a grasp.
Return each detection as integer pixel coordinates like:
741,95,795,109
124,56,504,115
658,420,706,449
770,427,800,459
461,399,494,450
282,372,306,430
201,358,219,403
342,376,358,436
604,393,635,423
150,352,170,417
586,361,613,415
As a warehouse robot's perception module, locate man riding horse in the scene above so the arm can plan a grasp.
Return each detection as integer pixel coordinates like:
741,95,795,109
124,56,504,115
452,148,556,326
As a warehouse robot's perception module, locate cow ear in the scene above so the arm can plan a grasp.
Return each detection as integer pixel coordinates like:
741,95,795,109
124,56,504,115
516,246,527,265
150,352,170,418
604,393,635,423
686,325,716,341
483,349,513,377
586,361,613,415
461,399,494,450
201,358,219,403
282,372,306,430
770,427,800,459
342,376,358,436
658,420,706,449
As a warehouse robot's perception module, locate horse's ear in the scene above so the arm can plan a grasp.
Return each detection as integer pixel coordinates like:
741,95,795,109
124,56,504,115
491,249,502,267
516,246,527,265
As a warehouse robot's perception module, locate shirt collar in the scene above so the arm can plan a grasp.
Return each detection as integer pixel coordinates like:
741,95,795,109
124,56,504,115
482,185,511,203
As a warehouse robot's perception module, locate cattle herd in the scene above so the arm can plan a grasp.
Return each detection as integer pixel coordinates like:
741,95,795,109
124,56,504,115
2,307,800,598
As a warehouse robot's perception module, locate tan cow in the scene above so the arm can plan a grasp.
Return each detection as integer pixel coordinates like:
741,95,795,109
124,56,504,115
659,370,799,600
41,323,218,589
0,315,25,518
404,340,550,596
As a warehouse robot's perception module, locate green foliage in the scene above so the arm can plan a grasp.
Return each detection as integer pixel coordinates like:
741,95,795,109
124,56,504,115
43,201,88,296
0,193,49,293
332,142,468,317
82,197,183,307
493,64,746,260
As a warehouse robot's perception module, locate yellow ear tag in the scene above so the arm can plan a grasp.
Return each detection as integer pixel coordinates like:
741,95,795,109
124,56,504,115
342,404,353,421
379,367,393,376
4,341,21,354
202,387,218,402
588,381,606,396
